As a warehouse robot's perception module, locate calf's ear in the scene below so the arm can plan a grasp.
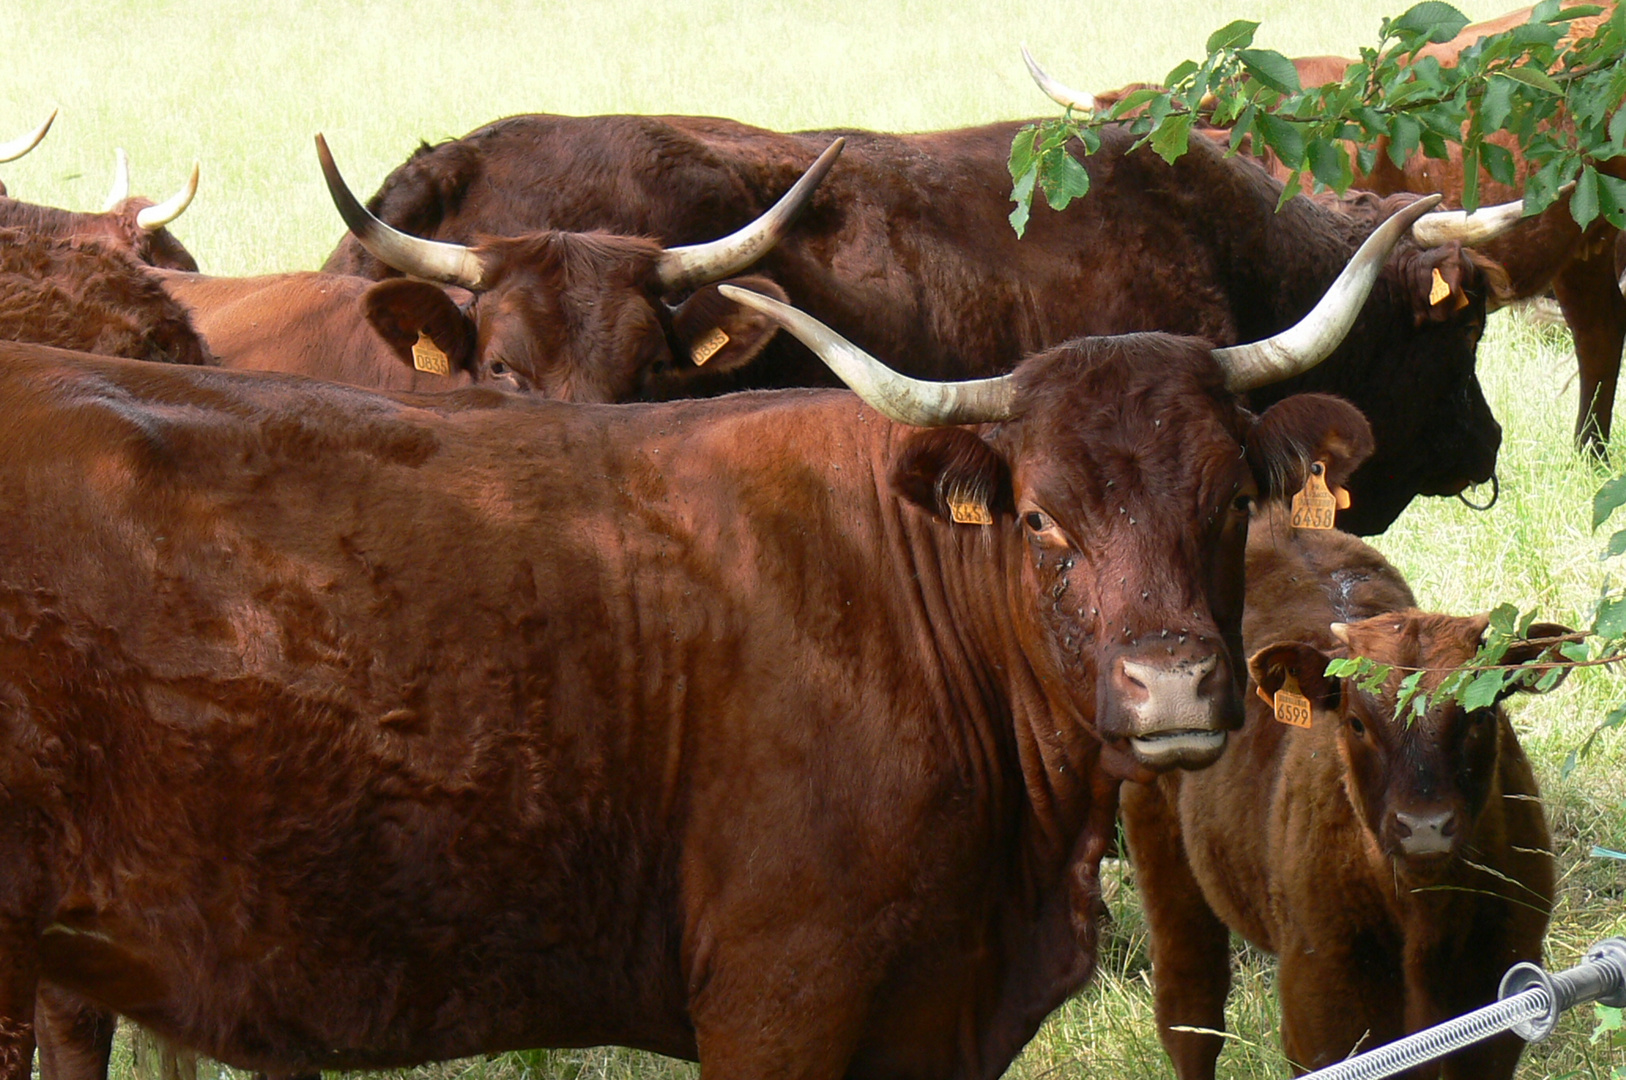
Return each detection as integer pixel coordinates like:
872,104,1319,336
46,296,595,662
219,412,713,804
1247,393,1374,502
668,276,788,376
889,428,1013,526
363,279,478,374
1497,622,1578,696
1248,641,1340,712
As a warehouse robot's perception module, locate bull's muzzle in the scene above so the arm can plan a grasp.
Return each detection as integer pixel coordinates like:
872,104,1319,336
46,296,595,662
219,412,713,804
1111,653,1238,769
1391,808,1459,858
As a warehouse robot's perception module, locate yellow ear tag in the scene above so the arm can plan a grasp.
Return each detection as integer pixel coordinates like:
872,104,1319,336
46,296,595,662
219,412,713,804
947,495,993,526
1429,267,1452,307
690,327,730,366
1290,461,1338,530
412,331,451,376
1272,672,1313,728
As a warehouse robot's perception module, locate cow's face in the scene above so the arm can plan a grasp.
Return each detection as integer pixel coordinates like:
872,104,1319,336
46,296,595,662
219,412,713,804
362,234,784,400
889,334,1373,778
1251,613,1568,879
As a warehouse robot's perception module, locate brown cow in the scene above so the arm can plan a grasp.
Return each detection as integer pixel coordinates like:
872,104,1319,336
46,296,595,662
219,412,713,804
142,136,840,399
1121,506,1561,1080
2,204,1418,1080
0,150,199,271
0,229,209,366
1043,1,1624,449
315,115,1518,535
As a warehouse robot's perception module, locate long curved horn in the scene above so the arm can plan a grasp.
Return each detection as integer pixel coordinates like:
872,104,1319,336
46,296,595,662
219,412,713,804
1410,181,1575,248
655,137,845,292
1021,46,1096,112
315,133,486,290
135,162,199,231
720,285,1016,426
1214,194,1443,391
0,110,56,164
102,148,131,211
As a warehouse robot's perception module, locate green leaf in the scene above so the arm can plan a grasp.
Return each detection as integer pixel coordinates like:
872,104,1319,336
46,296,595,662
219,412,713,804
1489,603,1520,637
1481,75,1516,132
1575,164,1603,229
1237,49,1302,95
1389,114,1422,169
1594,593,1626,640
1150,113,1195,165
1166,59,1200,87
1008,167,1036,238
1206,19,1260,54
1008,126,1038,183
1610,106,1626,150
1324,657,1362,677
1276,171,1304,211
1561,640,1592,663
1395,670,1427,723
1040,149,1091,212
1109,88,1163,121
1481,142,1517,186
1391,1,1471,43
1461,668,1509,711
1502,65,1565,95
1308,139,1353,191
1356,663,1394,695
1256,113,1306,167
1595,473,1626,529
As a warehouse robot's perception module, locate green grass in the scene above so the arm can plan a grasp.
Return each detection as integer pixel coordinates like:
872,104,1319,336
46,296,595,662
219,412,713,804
7,1,1626,1078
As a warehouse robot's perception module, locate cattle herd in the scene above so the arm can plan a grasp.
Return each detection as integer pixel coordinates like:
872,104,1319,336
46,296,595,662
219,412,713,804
0,6,1616,1080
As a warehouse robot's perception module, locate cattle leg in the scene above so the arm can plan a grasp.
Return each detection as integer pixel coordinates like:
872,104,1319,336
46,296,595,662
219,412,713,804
1277,935,1406,1076
1121,780,1230,1080
35,985,114,1080
1553,242,1626,452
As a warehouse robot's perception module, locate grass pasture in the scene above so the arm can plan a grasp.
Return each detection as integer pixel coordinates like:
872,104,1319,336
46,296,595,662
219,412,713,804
5,1,1626,1078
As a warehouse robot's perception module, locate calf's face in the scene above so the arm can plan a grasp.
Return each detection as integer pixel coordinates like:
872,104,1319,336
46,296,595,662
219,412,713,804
1252,612,1568,876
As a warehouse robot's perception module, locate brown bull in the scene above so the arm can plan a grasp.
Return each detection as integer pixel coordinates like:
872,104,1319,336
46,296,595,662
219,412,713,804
146,136,839,398
318,113,1510,534
4,204,1419,1080
0,149,199,271
1042,1,1624,449
1122,507,1561,1080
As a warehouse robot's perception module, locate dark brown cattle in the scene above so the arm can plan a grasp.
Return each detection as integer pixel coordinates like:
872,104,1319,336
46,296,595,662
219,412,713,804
136,137,839,399
319,113,1509,533
1122,506,1560,1080
0,151,199,271
1065,1,1623,448
0,229,209,366
2,208,1411,1080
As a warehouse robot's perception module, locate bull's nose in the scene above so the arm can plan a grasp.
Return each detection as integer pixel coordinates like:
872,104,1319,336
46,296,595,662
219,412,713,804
1394,809,1457,856
1115,654,1232,767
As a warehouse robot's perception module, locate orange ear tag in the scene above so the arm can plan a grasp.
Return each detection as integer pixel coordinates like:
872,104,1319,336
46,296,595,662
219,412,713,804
1428,267,1452,307
1290,461,1338,530
690,327,730,366
1272,672,1313,728
948,496,993,526
412,331,451,376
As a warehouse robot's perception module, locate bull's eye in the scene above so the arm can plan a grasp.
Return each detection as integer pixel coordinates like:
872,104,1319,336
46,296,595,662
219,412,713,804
1348,714,1366,737
1232,494,1254,514
1025,511,1048,532
490,361,511,376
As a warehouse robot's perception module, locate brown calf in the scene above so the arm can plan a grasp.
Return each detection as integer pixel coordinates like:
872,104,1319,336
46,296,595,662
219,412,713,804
1123,509,1561,1080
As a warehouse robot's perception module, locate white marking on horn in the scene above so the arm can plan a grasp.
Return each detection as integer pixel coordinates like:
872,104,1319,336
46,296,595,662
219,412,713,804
655,137,845,292
102,148,131,212
1212,195,1443,391
1021,46,1096,112
719,284,1017,426
0,109,56,164
135,162,199,231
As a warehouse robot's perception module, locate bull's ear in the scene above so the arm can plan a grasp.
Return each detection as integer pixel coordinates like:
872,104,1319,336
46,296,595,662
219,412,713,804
1248,641,1340,711
362,279,478,374
1497,622,1578,697
1396,243,1490,324
889,428,1013,525
669,276,787,376
1247,394,1374,502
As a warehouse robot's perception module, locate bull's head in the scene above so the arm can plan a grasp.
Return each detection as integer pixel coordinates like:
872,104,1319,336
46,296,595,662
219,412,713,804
722,198,1438,776
1250,613,1569,877
317,135,842,400
93,149,200,270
